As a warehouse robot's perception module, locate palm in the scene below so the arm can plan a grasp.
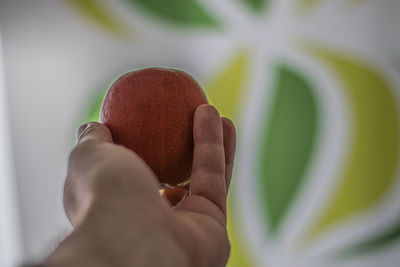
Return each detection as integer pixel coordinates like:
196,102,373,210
172,196,230,267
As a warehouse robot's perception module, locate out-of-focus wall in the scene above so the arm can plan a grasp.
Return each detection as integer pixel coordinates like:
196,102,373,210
0,29,22,267
1,0,400,266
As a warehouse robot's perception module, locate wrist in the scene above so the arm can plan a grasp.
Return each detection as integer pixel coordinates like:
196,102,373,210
43,225,114,267
44,220,189,267
49,200,189,267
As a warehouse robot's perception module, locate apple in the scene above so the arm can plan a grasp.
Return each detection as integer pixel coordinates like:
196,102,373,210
100,68,208,186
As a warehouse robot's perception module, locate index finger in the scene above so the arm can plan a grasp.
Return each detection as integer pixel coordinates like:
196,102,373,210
190,104,226,214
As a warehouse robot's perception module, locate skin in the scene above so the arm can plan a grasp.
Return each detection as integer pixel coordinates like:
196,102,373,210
38,104,236,267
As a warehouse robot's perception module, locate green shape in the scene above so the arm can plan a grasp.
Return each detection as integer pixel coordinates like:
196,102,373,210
66,0,131,39
206,50,249,122
259,65,318,233
336,220,400,259
305,46,399,239
126,0,218,27
240,0,269,12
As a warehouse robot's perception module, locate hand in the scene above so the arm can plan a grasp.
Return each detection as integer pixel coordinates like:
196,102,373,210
44,104,236,267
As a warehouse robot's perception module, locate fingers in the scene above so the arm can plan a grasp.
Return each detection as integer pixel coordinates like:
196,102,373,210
190,104,226,214
221,118,236,191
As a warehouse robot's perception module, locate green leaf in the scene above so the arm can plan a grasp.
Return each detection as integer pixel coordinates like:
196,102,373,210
65,0,131,39
240,0,270,12
305,45,399,239
126,0,218,27
259,65,319,234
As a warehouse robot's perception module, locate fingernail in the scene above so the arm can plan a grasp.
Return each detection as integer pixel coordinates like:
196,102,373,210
77,123,89,141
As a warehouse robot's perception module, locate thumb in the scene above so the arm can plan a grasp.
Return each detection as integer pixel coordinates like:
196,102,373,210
77,122,113,144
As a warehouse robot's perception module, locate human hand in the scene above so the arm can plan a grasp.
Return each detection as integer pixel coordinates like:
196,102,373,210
44,104,236,267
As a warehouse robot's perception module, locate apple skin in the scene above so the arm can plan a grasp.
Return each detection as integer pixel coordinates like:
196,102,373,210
100,68,208,186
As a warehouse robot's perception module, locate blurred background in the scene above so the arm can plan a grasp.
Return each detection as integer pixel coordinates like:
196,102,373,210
1,0,400,266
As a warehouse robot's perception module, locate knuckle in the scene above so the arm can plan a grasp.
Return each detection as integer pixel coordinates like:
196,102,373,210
193,160,224,176
192,170,226,190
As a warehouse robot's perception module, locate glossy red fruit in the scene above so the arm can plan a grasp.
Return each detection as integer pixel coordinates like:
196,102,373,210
100,68,208,186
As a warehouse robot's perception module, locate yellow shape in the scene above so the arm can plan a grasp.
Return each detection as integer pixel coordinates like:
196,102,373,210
205,50,249,123
227,196,256,267
297,0,321,13
205,50,254,266
297,0,367,14
65,0,132,40
347,0,369,8
305,45,399,240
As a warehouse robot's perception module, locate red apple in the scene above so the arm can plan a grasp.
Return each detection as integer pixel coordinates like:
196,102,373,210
100,68,208,186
